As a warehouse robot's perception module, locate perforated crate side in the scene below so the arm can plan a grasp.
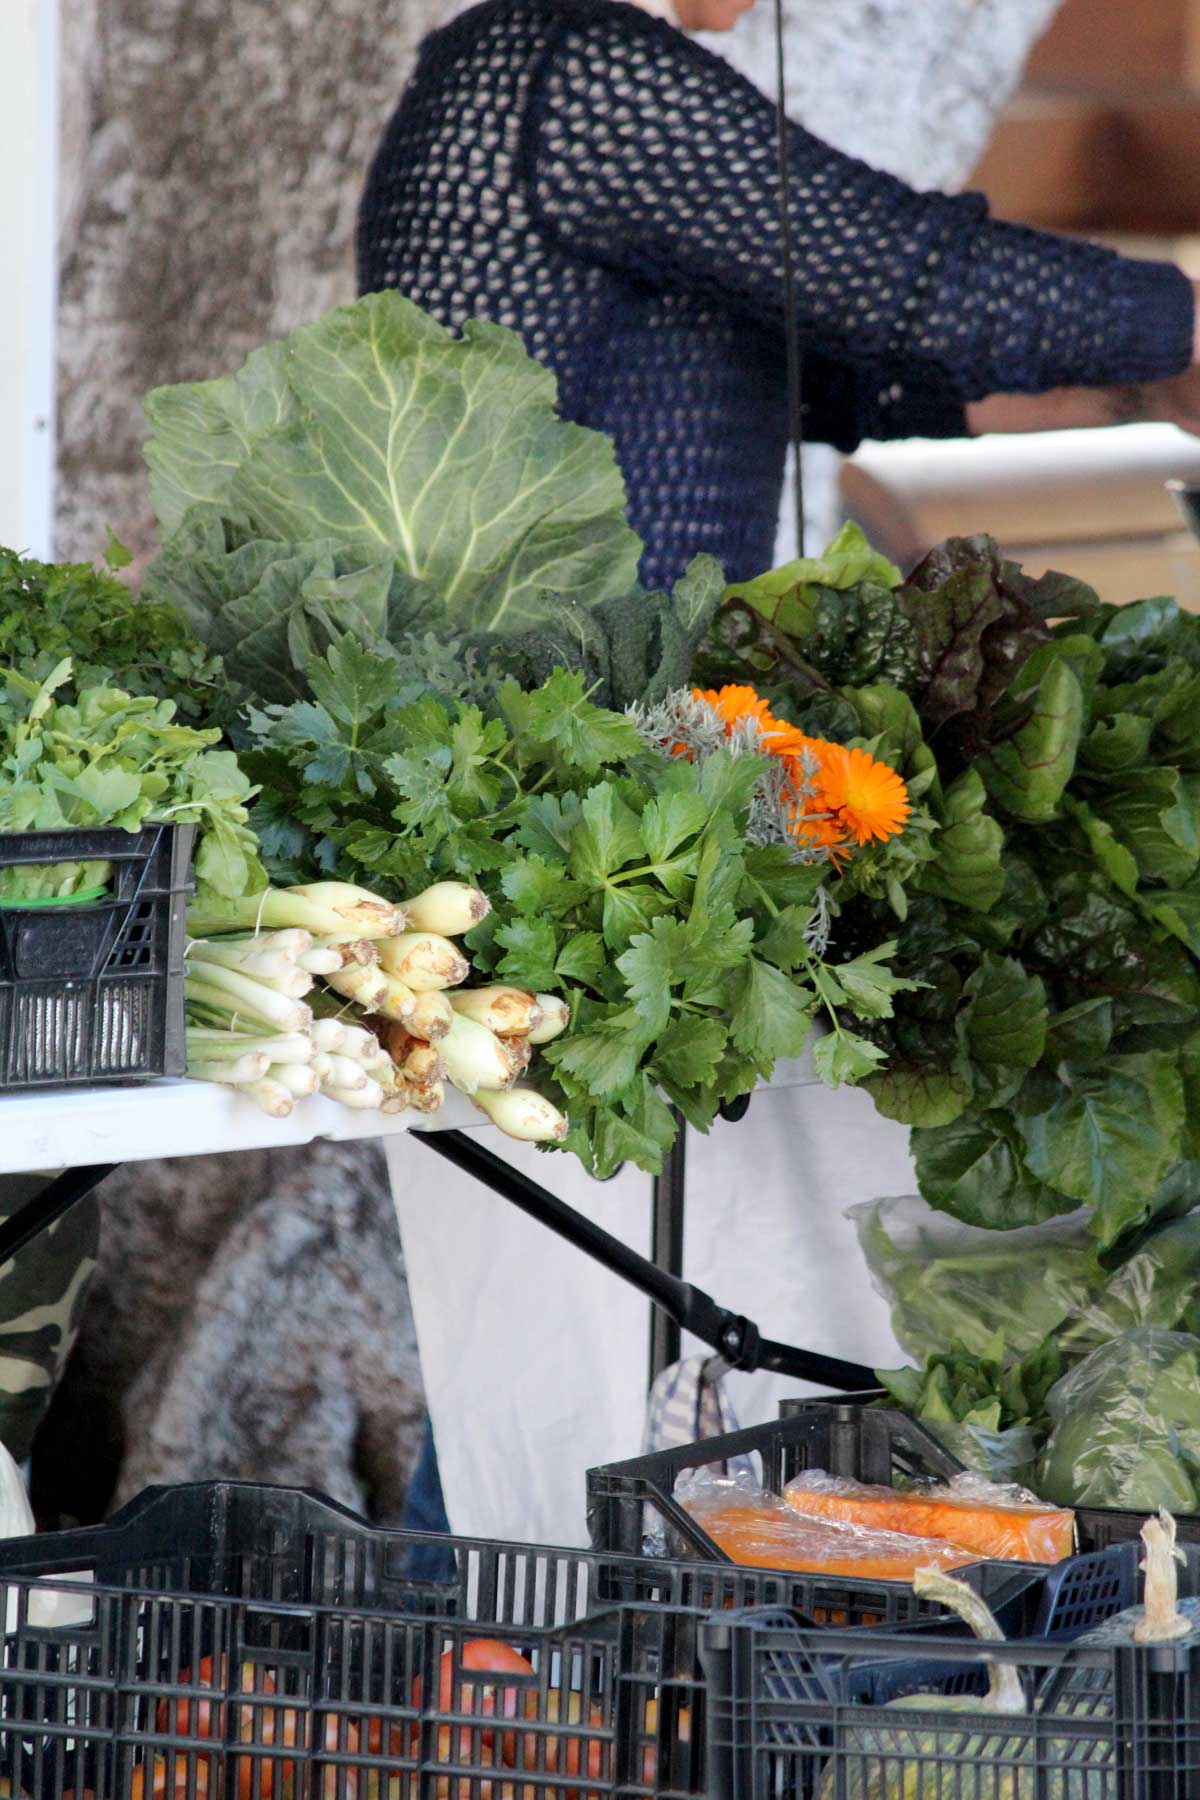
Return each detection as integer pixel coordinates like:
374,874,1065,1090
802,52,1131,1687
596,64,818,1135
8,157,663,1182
0,1480,875,1800
701,1607,1200,1800
0,822,193,1089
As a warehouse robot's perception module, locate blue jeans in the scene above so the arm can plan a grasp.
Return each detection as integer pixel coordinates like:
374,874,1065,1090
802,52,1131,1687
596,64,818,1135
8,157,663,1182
402,1410,457,1582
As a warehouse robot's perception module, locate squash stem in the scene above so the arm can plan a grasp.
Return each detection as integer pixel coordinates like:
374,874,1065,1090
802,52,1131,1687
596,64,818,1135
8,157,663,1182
911,1568,1025,1713
1136,1510,1190,1643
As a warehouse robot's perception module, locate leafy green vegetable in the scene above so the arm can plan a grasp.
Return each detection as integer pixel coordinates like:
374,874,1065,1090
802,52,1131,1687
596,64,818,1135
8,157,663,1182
851,1194,1104,1365
912,1109,1073,1232
1039,1329,1200,1509
915,770,1005,911
878,1334,1061,1482
246,640,910,1174
698,532,1062,753
976,649,1084,823
485,558,726,712
142,292,642,698
0,663,262,902
898,534,1055,734
0,544,230,725
726,522,903,611
711,532,1200,1277
1016,1053,1185,1248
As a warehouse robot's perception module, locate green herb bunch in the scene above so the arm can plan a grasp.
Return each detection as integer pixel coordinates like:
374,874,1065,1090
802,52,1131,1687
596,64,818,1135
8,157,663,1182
245,638,917,1174
0,542,232,727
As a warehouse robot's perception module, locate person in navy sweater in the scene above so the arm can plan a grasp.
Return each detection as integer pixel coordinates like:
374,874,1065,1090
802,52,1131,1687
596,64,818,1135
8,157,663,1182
359,0,1200,592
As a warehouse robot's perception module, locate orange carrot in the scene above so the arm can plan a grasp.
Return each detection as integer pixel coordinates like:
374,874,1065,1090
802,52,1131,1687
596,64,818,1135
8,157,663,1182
782,1475,1074,1564
682,1493,976,1580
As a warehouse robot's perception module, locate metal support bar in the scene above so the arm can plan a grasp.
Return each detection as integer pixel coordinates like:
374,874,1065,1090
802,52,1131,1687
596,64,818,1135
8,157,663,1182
0,1162,115,1264
649,1115,685,1386
416,1129,872,1391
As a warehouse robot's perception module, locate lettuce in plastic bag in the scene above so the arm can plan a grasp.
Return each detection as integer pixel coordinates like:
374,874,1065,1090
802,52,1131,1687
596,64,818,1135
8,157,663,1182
850,1194,1102,1363
1039,1328,1200,1510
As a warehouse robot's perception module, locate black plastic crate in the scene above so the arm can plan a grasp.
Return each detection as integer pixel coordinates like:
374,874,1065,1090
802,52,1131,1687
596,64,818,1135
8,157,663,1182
0,1478,1000,1800
781,1393,1200,1556
0,823,193,1089
700,1542,1200,1800
587,1402,964,1575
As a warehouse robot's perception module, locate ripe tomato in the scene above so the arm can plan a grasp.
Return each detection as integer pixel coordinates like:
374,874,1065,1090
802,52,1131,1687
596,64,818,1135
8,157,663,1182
155,1657,276,1745
152,1659,357,1800
638,1697,692,1789
408,1638,534,1799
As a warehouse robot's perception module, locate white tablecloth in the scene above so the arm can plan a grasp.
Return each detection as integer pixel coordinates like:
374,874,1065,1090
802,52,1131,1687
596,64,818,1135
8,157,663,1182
386,1079,913,1547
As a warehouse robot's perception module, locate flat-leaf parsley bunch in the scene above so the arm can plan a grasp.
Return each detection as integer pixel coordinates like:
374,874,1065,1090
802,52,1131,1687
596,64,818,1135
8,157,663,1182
246,640,917,1174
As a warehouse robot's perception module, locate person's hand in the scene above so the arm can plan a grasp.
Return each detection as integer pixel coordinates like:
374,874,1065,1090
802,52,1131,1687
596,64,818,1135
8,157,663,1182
1137,363,1200,437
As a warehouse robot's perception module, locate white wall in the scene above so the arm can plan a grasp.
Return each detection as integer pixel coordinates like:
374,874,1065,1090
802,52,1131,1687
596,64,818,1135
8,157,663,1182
0,0,58,559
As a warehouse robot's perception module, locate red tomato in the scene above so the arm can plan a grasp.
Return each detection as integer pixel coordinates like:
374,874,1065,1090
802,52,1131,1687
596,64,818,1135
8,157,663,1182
155,1657,277,1745
639,1699,692,1790
153,1659,357,1800
408,1638,534,1799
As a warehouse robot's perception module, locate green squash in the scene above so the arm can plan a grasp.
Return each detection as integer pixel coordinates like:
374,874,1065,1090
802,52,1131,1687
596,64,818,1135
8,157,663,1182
816,1512,1194,1800
817,1569,1037,1800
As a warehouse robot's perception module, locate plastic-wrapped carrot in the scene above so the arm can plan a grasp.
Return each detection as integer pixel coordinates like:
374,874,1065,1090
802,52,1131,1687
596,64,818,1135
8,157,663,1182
783,1470,1075,1564
678,1472,975,1580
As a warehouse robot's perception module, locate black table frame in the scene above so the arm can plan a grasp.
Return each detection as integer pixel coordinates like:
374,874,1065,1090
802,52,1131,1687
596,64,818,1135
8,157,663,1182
0,1111,870,1397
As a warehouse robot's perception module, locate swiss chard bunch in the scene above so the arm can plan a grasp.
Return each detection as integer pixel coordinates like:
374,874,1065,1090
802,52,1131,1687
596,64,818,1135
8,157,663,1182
694,525,1076,765
724,532,1200,1253
0,662,263,903
245,640,918,1174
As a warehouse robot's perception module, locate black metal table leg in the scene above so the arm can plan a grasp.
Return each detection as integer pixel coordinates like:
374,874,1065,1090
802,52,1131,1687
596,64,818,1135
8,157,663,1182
649,1118,686,1385
0,1164,116,1264
415,1129,871,1390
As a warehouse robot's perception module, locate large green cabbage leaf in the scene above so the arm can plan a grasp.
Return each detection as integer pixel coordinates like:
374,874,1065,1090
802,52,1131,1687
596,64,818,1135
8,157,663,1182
143,292,642,650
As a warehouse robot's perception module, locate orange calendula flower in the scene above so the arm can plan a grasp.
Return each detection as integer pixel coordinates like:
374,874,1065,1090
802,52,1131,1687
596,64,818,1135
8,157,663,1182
809,740,912,845
692,686,803,753
681,685,909,857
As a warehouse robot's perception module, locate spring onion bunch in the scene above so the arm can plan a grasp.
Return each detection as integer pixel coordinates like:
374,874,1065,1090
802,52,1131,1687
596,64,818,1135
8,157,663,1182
184,879,570,1140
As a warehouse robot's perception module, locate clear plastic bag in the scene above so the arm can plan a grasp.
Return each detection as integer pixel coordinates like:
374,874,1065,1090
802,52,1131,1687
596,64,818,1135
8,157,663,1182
674,1467,976,1579
782,1468,1075,1564
1070,1206,1200,1345
850,1194,1102,1364
1039,1328,1200,1511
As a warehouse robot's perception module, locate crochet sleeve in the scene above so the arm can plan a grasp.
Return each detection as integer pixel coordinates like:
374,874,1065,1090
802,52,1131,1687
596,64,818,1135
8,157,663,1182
523,5,1195,405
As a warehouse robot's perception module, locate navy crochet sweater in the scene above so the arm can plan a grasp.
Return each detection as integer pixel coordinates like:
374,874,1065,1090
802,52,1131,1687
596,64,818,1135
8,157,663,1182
358,0,1195,588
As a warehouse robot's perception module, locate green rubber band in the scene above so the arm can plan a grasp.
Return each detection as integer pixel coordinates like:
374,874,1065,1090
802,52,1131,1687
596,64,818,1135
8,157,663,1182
0,885,111,910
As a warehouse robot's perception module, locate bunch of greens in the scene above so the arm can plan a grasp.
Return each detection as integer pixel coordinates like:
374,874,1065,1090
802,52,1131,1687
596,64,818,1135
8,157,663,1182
0,542,231,727
702,529,1200,1256
0,663,262,903
878,1335,1062,1484
244,639,916,1174
857,1188,1200,1493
